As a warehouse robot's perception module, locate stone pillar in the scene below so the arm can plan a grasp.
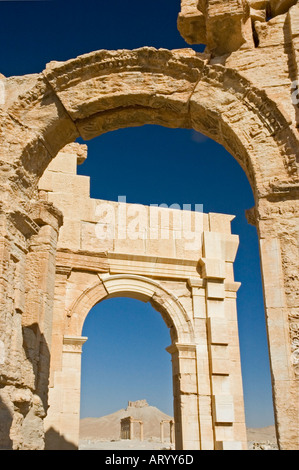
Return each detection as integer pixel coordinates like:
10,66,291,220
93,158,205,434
22,203,63,413
170,420,175,444
160,421,164,443
44,265,72,449
120,417,134,440
252,194,299,450
140,421,144,442
59,335,87,449
45,335,87,449
166,343,200,450
47,265,72,388
0,210,30,449
0,200,62,450
199,229,247,450
130,416,134,440
188,278,214,450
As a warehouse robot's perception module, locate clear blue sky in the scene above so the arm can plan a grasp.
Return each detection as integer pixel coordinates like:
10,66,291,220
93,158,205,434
1,0,275,428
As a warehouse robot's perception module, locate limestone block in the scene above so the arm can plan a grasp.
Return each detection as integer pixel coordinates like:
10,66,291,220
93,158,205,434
145,236,176,259
179,374,198,395
254,14,288,47
210,345,230,375
232,396,248,424
250,6,266,22
45,151,77,175
206,281,225,300
207,1,254,55
148,204,187,231
212,375,231,395
50,173,90,198
177,0,207,45
202,232,239,262
197,395,213,420
191,290,206,319
51,192,97,223
215,440,243,450
214,424,234,442
224,297,238,321
207,299,225,318
260,237,286,309
200,258,226,280
194,320,209,348
178,393,201,449
175,233,203,259
178,0,254,54
208,213,235,235
39,170,54,192
233,423,249,447
56,219,81,250
196,372,212,396
212,395,235,424
265,307,293,381
208,317,229,345
225,262,235,282
114,236,146,256
81,221,113,252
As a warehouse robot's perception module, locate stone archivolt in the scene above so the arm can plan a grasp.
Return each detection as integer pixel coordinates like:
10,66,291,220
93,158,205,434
0,0,298,451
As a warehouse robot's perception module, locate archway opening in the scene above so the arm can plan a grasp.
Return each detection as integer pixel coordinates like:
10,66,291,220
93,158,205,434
75,124,276,434
79,296,174,450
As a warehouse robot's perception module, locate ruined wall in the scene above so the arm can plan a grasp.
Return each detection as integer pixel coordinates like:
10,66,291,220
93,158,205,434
38,144,247,450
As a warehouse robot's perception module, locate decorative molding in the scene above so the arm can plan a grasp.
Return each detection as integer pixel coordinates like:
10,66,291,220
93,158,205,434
62,335,88,353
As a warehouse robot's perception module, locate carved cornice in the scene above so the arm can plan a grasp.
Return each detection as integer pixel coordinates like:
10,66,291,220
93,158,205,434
62,335,88,353
166,343,197,355
30,200,64,231
55,248,109,274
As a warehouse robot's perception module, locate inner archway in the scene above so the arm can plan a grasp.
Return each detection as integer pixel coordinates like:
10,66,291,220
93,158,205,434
80,297,174,449
45,273,202,450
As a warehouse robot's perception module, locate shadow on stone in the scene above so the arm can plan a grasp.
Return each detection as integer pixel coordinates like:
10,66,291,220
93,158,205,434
0,392,13,450
45,427,77,450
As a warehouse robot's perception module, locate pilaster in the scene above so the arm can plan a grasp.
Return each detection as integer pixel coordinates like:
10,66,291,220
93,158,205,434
199,230,247,450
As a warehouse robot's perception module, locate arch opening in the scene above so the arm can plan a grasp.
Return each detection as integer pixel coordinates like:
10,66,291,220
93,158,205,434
79,297,175,450
73,125,276,432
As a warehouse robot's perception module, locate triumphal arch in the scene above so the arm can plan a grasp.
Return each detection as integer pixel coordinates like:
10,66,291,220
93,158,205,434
0,0,298,450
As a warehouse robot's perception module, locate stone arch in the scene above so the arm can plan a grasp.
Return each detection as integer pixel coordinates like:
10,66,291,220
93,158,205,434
66,274,195,345
2,48,297,205
46,273,197,450
1,46,298,450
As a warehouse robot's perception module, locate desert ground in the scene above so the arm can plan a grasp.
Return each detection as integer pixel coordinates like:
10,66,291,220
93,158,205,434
79,401,278,450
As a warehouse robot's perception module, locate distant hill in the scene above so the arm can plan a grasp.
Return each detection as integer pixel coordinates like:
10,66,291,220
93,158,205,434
80,400,278,449
247,426,277,444
80,400,174,441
